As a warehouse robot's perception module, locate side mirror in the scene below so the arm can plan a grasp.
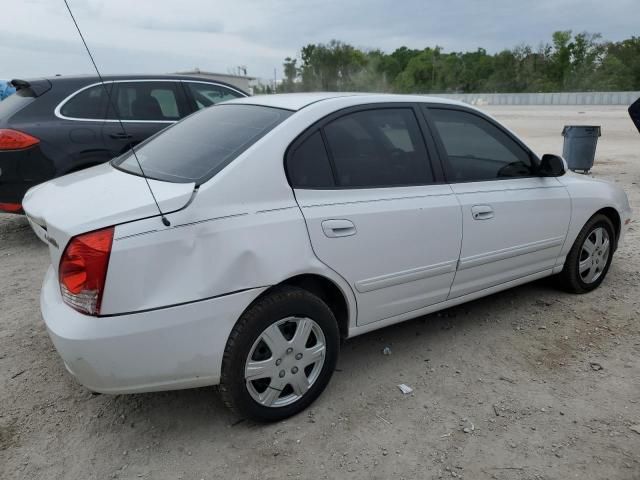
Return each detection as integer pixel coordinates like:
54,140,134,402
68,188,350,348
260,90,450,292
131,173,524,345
539,154,567,177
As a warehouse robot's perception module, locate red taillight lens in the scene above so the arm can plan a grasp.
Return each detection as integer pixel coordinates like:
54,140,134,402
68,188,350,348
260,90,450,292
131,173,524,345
0,129,40,150
0,202,23,213
59,227,114,316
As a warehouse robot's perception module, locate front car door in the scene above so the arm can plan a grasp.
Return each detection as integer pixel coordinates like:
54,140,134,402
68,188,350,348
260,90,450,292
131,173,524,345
287,105,462,325
423,105,571,298
102,80,189,157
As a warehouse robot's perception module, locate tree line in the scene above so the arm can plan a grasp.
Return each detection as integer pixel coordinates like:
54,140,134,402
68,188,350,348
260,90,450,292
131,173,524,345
254,31,640,94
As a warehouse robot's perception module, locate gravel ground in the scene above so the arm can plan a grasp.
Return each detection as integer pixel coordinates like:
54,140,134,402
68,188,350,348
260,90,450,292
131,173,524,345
1,105,639,480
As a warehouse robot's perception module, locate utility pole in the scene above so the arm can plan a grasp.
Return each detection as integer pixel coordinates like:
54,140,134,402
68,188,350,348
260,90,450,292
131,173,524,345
273,68,277,94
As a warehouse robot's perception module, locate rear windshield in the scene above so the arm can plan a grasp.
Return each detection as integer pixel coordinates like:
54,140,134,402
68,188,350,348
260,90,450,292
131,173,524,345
113,104,292,183
0,89,35,119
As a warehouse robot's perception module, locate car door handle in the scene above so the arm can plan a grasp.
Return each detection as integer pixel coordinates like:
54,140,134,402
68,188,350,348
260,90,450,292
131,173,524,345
471,205,494,220
322,219,356,238
109,132,133,140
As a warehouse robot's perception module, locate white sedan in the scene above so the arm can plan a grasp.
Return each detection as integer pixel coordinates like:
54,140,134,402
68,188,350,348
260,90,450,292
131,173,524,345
23,93,632,421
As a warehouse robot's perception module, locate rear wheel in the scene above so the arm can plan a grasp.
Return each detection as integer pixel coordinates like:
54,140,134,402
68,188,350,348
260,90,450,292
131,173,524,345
558,214,615,293
220,286,339,422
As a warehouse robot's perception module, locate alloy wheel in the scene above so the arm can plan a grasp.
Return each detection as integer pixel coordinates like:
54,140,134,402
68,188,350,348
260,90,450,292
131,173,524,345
244,317,326,408
578,226,610,284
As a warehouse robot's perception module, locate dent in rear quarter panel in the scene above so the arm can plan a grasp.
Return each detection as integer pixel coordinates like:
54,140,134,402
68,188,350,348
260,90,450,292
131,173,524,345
101,199,358,321
103,206,304,312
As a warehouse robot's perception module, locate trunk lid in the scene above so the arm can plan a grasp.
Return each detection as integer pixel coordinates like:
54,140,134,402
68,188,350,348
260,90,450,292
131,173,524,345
23,162,195,271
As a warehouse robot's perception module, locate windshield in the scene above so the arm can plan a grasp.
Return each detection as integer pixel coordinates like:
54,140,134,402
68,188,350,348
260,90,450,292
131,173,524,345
113,104,292,184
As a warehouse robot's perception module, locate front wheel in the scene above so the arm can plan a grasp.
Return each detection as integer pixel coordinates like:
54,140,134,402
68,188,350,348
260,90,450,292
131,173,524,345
220,286,339,422
558,214,615,293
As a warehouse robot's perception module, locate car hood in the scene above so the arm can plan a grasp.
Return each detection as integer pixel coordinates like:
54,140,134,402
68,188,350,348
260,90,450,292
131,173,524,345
23,163,195,264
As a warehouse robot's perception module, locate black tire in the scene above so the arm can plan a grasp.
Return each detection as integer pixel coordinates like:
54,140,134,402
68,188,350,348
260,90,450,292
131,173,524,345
557,214,615,293
220,286,339,422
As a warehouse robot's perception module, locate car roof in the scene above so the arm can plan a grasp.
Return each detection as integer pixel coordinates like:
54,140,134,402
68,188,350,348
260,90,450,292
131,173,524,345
227,92,468,111
11,74,249,95
37,73,232,83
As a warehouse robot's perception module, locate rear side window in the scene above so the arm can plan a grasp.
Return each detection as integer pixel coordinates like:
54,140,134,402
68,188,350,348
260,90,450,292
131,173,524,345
60,84,109,119
113,104,292,183
323,108,433,188
185,82,243,110
287,131,335,188
428,108,534,182
110,82,182,121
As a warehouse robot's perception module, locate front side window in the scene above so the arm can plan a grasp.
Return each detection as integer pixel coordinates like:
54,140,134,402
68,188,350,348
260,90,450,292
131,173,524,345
60,84,109,119
113,104,292,183
323,108,433,188
110,82,182,121
185,82,243,110
428,108,534,182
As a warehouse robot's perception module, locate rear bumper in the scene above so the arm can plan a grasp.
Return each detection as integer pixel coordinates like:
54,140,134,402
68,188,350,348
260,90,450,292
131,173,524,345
0,179,31,213
0,146,55,211
40,266,265,394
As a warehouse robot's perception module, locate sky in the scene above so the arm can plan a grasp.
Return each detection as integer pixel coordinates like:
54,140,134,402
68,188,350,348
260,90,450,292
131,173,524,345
1,0,638,82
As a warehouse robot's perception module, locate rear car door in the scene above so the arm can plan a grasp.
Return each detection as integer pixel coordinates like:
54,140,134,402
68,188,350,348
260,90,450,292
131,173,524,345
288,105,462,325
423,105,571,298
54,82,115,170
102,80,189,157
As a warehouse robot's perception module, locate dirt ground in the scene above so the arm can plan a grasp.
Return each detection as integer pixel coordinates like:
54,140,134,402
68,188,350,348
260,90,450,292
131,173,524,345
1,105,639,480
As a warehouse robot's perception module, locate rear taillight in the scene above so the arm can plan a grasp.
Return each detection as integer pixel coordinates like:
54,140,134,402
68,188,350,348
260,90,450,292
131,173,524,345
0,129,40,150
0,202,23,213
59,227,114,316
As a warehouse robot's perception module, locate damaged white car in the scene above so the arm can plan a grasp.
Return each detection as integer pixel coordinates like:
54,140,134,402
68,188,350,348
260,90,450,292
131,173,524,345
24,93,632,421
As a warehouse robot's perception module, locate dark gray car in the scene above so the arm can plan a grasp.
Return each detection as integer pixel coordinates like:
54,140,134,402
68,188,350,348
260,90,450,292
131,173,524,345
0,74,247,213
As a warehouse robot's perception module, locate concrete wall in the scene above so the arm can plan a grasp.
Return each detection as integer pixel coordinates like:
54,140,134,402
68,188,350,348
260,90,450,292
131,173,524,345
427,92,640,106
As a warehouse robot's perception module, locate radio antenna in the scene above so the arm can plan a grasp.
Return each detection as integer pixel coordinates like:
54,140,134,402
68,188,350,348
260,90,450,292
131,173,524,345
63,0,171,226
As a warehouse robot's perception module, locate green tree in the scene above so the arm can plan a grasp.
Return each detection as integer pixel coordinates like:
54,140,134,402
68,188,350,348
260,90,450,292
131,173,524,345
282,57,298,92
299,40,367,90
604,37,640,90
394,47,442,92
549,30,573,88
279,31,639,95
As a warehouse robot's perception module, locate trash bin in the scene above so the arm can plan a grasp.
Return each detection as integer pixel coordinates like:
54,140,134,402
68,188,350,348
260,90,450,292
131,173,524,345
561,125,601,172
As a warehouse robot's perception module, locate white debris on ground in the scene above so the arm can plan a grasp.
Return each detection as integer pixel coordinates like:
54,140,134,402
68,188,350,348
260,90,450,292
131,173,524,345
397,384,414,395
